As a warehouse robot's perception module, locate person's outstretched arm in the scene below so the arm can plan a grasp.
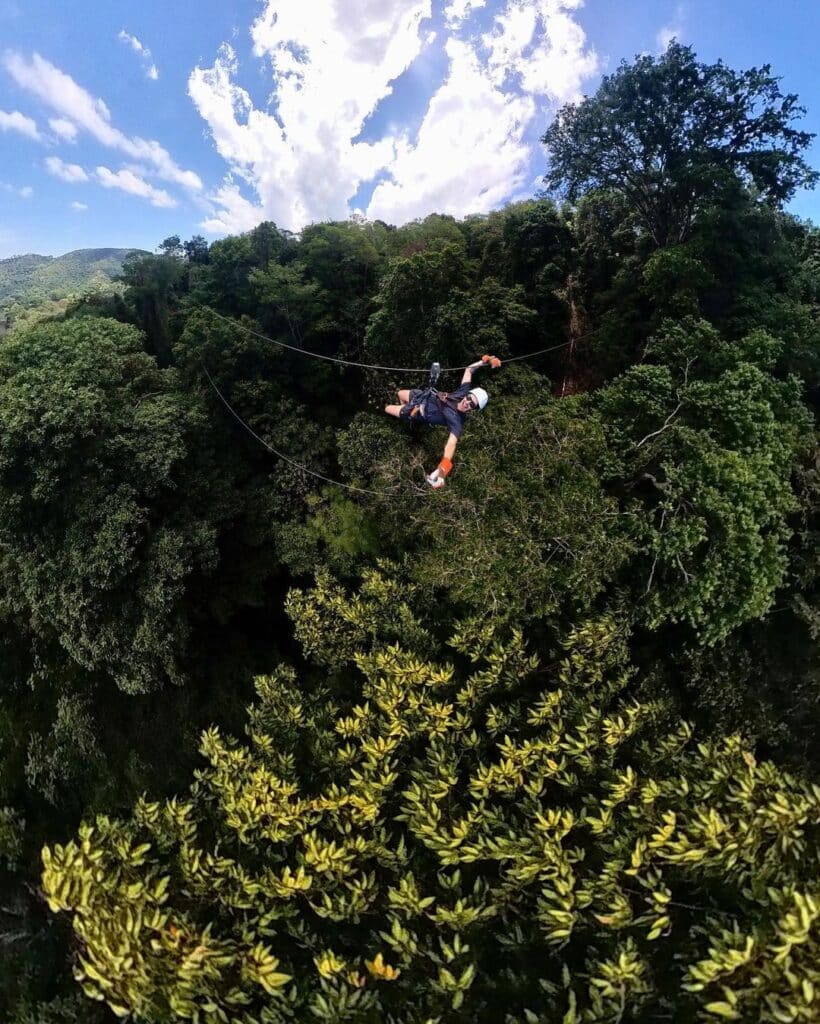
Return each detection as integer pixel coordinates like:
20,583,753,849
461,359,485,385
427,433,458,489
461,354,501,385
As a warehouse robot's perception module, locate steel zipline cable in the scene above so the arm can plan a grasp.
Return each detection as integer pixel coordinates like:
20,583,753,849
202,362,396,497
201,307,596,495
206,307,586,373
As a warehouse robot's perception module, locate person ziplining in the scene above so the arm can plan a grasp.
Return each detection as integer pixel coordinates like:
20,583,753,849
384,354,501,488
203,308,582,495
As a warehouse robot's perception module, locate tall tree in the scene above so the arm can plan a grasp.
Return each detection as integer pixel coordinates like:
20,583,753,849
598,319,812,643
363,243,534,373
182,235,209,266
119,252,186,366
0,318,221,692
43,576,820,1023
542,42,818,247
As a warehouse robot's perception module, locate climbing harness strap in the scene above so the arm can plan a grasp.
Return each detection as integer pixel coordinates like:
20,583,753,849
402,362,448,422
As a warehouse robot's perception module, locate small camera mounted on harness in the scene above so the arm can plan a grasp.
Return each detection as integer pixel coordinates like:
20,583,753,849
401,362,442,424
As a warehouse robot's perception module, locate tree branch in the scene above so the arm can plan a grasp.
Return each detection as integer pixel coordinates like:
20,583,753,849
634,359,694,449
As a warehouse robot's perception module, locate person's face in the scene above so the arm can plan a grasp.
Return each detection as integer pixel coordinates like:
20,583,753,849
458,395,478,413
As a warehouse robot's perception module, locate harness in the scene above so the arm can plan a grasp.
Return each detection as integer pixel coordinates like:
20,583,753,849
401,362,449,422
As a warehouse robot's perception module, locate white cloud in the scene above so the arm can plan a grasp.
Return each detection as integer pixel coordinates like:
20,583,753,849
0,107,40,140
656,4,685,51
118,29,160,80
49,116,78,141
482,0,599,102
0,180,33,197
95,165,176,207
4,52,197,189
189,0,432,232
189,0,599,233
118,29,148,56
444,0,487,25
656,25,677,49
45,155,89,183
71,200,88,211
368,38,533,222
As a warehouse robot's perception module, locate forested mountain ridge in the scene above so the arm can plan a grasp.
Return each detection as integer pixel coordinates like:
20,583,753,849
0,42,819,1024
0,247,145,310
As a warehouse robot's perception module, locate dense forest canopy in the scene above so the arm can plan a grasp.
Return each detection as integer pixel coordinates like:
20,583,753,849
0,248,143,339
0,248,141,309
0,42,818,1024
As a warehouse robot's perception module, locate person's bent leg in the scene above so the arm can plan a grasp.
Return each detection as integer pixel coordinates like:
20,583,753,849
397,389,411,404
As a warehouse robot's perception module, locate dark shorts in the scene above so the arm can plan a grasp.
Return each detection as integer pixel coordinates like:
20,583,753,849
399,387,425,419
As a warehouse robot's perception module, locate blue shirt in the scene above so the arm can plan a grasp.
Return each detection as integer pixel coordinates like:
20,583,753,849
421,382,472,438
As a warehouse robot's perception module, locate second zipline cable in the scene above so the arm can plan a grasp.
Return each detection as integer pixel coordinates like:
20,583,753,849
202,362,398,498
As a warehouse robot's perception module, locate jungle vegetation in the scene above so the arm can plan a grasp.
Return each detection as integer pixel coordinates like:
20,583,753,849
0,43,818,1024
0,248,141,336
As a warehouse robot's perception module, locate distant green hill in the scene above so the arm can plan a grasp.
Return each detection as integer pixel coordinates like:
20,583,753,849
0,247,146,312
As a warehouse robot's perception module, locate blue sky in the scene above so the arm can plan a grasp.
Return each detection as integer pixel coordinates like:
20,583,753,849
1,0,819,259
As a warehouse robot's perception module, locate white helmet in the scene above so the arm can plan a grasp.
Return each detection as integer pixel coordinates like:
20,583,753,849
469,387,488,411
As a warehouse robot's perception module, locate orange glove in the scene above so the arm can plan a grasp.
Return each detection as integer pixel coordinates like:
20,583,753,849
426,458,453,489
481,354,502,369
